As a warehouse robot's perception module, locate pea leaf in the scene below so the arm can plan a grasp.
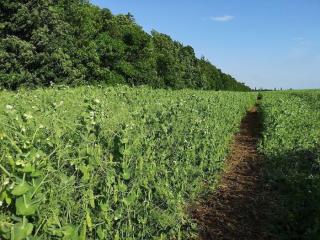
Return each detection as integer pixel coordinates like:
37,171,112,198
0,191,12,205
114,230,120,240
86,210,93,232
118,182,127,192
21,163,35,173
0,222,11,239
15,196,37,216
88,189,95,208
97,226,105,239
79,165,90,182
11,182,31,196
61,225,79,240
122,169,131,180
30,170,42,178
12,221,33,240
79,221,86,240
123,191,137,207
114,209,122,221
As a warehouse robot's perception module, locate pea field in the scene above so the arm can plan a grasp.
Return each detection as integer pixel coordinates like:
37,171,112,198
259,90,320,239
0,86,319,239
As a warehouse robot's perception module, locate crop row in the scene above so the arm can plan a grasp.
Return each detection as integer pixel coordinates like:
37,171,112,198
0,86,256,239
259,91,320,239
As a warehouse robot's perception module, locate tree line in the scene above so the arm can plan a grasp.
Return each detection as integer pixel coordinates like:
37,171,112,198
0,0,250,91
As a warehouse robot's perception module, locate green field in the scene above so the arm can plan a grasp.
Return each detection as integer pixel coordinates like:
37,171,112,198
0,86,256,239
0,87,319,239
259,90,320,239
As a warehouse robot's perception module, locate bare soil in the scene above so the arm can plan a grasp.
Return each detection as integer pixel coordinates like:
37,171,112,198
192,105,275,240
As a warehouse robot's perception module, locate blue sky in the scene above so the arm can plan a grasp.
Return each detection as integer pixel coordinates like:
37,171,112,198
91,0,320,89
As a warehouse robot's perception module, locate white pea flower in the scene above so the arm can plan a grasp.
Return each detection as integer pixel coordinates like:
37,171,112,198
16,160,26,166
3,178,10,186
23,113,33,120
6,105,13,110
0,201,3,207
9,182,14,190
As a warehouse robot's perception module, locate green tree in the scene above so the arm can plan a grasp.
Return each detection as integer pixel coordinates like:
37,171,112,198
0,0,250,91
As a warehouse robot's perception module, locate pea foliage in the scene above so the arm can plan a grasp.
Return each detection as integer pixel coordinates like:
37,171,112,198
259,90,320,239
0,86,255,239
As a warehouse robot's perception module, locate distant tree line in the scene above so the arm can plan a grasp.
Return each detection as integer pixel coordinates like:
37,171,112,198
0,0,250,91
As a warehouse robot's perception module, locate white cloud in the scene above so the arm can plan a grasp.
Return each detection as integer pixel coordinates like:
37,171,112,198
293,37,304,41
210,15,235,22
293,37,311,46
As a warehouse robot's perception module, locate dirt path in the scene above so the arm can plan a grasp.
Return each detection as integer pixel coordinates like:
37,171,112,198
192,105,273,240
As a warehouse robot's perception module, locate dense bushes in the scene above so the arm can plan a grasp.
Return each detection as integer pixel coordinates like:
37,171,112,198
0,0,250,91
